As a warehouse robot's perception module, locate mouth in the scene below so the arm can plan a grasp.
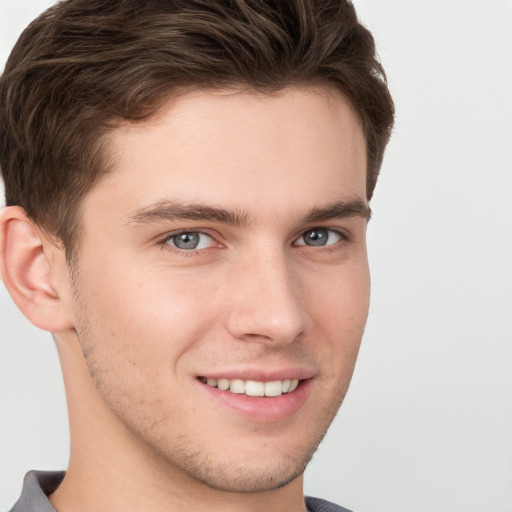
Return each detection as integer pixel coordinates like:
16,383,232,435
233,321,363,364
197,373,313,422
198,377,300,397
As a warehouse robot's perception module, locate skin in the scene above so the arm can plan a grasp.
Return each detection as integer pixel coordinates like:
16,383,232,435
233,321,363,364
1,85,369,512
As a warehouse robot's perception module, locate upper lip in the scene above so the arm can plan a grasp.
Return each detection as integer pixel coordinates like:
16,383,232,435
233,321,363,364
197,367,316,382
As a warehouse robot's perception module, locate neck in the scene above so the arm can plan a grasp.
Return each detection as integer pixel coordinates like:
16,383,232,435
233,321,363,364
50,332,307,512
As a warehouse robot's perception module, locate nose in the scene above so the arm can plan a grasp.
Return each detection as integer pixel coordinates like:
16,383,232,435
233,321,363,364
225,248,308,347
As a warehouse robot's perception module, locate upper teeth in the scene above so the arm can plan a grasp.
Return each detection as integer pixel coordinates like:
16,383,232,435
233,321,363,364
203,378,299,396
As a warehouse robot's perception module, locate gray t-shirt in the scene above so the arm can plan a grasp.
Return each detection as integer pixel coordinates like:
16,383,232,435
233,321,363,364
8,471,353,512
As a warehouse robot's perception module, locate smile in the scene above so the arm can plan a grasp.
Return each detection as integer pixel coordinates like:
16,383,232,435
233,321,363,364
199,377,300,397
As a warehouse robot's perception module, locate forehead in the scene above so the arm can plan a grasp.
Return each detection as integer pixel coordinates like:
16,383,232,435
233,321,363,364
87,85,367,224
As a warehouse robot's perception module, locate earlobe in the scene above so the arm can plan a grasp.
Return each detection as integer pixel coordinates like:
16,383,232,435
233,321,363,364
0,206,74,332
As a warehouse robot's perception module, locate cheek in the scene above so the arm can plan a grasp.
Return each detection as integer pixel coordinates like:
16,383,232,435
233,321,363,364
84,252,221,332
72,260,222,389
308,260,370,328
305,262,370,372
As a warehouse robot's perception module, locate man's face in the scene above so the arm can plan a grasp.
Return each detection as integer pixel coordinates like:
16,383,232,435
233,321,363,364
67,86,369,492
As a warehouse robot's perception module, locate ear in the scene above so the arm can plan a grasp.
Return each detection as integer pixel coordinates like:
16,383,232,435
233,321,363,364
0,206,74,332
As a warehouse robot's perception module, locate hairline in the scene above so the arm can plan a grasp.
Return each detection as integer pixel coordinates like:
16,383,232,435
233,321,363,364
63,81,368,265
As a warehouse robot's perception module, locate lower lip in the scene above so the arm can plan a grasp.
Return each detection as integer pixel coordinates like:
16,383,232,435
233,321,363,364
198,379,312,423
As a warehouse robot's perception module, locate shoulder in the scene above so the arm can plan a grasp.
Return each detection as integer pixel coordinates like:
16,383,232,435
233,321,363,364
305,496,354,512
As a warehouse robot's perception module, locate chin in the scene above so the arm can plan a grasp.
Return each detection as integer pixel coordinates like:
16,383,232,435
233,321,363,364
178,452,312,493
155,428,329,493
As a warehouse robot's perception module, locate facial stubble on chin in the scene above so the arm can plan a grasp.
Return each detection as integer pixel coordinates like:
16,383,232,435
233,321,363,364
76,335,348,493
70,277,354,494
157,412,341,494
104,373,347,494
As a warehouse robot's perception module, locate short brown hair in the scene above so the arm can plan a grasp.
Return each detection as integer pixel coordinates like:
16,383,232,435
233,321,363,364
0,0,394,256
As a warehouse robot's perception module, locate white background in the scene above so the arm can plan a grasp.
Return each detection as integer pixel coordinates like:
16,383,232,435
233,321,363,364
1,1,511,511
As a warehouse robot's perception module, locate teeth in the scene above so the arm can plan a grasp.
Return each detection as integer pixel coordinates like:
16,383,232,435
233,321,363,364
230,379,245,394
289,379,299,392
246,380,264,396
202,377,300,396
264,381,282,397
218,378,230,391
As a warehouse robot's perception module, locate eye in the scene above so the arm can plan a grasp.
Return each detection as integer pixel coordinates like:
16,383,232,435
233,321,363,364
164,231,215,251
295,228,344,247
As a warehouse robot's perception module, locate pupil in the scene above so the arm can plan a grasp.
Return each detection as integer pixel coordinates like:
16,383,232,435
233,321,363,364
174,232,199,249
306,229,328,246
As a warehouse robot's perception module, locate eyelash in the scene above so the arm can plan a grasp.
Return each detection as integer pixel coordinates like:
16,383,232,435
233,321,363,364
159,230,218,253
293,227,349,248
158,227,349,254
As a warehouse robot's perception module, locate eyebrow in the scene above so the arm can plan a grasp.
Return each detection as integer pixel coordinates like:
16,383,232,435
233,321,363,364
125,198,371,227
126,201,250,227
300,199,372,224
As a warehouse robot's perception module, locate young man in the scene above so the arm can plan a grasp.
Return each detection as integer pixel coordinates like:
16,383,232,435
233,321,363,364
0,1,394,511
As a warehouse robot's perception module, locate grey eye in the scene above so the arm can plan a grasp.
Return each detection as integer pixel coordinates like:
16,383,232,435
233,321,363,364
165,232,214,250
296,228,342,247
